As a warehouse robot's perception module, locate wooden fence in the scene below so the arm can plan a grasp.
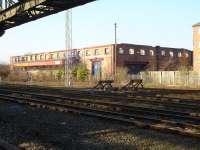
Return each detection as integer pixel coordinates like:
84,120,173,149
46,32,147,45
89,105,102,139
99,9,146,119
131,71,200,87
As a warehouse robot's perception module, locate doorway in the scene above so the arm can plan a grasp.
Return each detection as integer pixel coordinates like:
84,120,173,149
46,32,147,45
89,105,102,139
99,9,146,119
92,61,102,79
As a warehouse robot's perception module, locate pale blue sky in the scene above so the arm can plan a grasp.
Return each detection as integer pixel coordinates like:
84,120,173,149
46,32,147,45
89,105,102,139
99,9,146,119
0,0,199,63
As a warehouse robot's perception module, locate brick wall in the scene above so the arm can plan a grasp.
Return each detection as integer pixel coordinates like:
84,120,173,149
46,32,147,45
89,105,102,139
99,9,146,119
193,24,200,70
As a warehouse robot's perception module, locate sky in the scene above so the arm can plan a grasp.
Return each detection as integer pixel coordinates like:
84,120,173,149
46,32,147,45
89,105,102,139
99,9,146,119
0,0,200,63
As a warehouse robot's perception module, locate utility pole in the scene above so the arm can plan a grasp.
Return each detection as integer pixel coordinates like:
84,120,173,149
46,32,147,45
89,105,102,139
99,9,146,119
65,9,72,87
114,22,117,78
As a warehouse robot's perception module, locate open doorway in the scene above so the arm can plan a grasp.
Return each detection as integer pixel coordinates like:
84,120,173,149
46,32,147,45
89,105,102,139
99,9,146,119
125,62,149,74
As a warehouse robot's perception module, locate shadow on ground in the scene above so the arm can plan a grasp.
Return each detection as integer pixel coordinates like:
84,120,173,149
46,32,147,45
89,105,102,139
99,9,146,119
0,100,199,150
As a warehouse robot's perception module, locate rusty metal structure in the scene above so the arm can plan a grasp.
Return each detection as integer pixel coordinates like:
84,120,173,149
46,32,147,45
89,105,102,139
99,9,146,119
0,0,95,36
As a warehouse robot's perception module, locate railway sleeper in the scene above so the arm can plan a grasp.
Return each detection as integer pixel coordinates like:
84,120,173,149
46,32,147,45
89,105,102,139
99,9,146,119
36,104,42,108
55,99,63,103
190,113,200,117
151,124,200,138
58,108,65,112
41,105,47,109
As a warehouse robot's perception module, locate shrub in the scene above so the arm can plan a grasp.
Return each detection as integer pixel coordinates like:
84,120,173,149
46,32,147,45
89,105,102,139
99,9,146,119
0,64,10,79
7,71,27,81
57,69,64,80
179,56,191,71
115,67,129,84
72,63,89,81
72,66,78,79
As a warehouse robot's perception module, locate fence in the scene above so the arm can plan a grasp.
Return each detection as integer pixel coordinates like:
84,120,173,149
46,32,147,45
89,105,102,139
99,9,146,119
131,71,200,87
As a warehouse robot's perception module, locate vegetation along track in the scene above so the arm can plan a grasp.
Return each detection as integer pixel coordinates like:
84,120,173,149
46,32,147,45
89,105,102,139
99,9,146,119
0,88,200,138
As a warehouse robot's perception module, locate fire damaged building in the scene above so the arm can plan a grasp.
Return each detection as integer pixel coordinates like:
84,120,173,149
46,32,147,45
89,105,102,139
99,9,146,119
10,43,192,79
114,44,192,73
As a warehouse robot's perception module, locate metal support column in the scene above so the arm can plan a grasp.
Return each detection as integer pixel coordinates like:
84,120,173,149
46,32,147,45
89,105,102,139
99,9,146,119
114,22,117,78
65,9,72,87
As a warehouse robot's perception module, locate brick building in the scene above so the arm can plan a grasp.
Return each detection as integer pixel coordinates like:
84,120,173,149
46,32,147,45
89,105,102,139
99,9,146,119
193,22,200,70
114,44,192,73
10,43,192,79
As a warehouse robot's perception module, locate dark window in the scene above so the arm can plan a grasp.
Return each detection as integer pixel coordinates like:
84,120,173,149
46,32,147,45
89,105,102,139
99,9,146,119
95,49,100,55
86,50,90,56
105,48,110,55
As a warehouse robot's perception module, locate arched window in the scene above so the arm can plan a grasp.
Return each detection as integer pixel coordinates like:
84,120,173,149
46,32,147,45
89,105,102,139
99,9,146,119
178,52,182,57
119,48,124,54
150,50,154,56
161,50,165,56
140,49,145,55
169,51,174,57
129,49,134,55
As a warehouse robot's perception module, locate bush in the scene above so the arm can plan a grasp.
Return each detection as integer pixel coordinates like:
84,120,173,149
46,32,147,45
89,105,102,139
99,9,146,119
7,71,27,81
115,67,129,84
72,63,89,81
72,66,78,79
33,72,49,81
0,64,10,79
57,69,64,80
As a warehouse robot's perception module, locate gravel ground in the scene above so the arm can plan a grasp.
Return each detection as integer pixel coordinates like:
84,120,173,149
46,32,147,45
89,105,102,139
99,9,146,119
0,100,200,150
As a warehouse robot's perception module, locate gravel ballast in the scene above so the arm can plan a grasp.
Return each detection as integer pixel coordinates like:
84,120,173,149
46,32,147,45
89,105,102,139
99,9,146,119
0,100,199,150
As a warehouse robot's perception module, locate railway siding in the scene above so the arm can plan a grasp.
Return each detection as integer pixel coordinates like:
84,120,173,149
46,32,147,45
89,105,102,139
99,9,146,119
0,86,200,138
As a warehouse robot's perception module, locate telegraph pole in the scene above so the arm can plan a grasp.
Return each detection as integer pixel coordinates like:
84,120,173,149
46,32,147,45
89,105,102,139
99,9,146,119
114,23,117,78
65,9,72,87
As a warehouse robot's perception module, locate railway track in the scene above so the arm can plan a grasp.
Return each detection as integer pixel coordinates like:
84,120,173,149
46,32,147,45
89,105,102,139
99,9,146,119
1,85,200,113
0,88,200,138
0,89,199,124
2,83,200,103
1,85,200,117
0,83,199,101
